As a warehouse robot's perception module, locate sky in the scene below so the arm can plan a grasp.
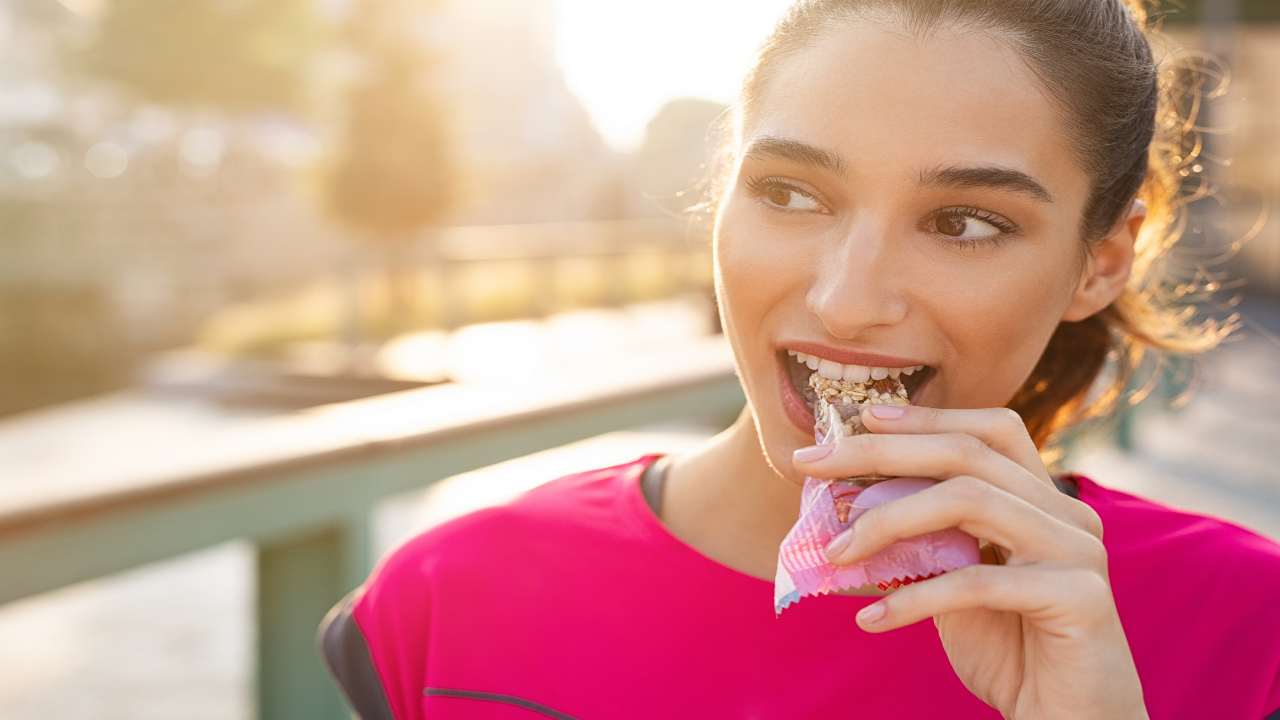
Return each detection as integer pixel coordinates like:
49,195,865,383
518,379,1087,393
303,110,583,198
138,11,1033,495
552,0,791,152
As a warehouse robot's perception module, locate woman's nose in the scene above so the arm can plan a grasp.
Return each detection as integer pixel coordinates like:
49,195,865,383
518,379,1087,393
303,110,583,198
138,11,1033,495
805,227,909,337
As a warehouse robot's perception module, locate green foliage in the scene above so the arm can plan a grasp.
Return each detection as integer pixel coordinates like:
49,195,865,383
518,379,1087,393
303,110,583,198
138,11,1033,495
75,0,325,113
1156,0,1280,24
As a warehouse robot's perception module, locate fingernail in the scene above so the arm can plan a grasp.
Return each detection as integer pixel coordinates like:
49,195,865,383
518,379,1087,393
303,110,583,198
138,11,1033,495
868,405,906,419
824,528,853,560
793,444,834,463
857,602,886,625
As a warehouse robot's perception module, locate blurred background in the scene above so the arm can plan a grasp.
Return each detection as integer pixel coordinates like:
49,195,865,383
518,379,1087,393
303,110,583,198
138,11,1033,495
0,1,1276,718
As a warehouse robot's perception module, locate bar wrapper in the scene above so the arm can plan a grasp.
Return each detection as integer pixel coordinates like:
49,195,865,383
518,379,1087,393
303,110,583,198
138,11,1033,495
774,377,980,615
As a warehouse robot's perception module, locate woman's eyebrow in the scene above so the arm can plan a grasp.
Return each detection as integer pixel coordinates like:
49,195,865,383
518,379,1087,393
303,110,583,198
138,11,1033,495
743,136,1054,204
917,163,1055,203
742,136,849,180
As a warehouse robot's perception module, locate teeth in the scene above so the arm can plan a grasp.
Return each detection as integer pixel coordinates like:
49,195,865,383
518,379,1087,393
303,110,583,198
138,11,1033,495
842,363,871,383
817,359,843,380
787,351,927,384
794,352,820,370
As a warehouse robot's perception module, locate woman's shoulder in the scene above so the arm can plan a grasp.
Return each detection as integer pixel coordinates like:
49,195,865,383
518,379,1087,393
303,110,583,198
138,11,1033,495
1071,473,1280,598
1071,475,1280,717
366,453,658,591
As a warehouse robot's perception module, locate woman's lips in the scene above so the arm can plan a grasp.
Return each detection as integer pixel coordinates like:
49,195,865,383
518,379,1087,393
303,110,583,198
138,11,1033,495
775,350,935,436
778,353,818,434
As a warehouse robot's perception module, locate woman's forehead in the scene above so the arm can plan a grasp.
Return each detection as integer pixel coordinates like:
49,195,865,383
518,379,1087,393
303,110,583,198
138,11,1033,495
743,19,1088,204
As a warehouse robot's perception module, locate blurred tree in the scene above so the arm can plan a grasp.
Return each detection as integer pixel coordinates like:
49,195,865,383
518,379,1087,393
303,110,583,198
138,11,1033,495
327,0,457,342
74,0,324,113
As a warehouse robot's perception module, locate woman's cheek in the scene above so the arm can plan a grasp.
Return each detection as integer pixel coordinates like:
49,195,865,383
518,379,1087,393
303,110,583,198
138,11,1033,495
935,257,1073,406
715,218,798,315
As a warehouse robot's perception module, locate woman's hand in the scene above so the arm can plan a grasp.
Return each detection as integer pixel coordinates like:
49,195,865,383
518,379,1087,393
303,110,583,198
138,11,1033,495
791,405,1148,720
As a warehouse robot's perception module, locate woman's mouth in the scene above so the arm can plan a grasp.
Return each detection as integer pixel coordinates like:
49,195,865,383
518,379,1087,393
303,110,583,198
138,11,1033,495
776,349,937,434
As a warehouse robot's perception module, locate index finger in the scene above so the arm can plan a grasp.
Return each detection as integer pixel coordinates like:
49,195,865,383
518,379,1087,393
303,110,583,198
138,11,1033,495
860,405,1050,483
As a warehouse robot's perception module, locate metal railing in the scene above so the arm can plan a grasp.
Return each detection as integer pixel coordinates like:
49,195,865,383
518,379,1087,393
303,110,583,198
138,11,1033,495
0,336,743,719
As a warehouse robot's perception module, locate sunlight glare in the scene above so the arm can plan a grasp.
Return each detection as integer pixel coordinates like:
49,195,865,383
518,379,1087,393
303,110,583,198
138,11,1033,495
553,0,790,151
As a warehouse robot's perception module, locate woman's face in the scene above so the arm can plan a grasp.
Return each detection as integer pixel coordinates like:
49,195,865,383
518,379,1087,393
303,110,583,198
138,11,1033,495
714,19,1097,483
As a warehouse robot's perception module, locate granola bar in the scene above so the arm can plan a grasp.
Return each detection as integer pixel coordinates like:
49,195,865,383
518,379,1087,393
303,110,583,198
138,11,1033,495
809,373,909,439
808,372,910,505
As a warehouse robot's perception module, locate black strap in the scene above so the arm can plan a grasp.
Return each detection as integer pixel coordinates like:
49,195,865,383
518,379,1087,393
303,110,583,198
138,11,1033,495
316,590,396,720
1052,473,1080,499
641,455,670,516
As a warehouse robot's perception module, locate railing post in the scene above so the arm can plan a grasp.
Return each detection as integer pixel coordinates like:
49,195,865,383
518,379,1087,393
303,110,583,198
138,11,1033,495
1113,406,1136,453
256,512,371,720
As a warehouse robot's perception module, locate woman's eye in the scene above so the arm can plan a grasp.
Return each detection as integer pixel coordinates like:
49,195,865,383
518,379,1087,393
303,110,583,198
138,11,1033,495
744,176,825,214
928,207,1017,247
764,186,820,212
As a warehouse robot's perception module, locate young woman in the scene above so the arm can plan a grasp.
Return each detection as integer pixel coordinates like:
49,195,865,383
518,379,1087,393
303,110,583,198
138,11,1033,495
320,1,1280,718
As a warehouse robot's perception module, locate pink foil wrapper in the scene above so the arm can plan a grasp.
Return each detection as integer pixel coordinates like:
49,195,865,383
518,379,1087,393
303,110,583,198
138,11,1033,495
774,404,980,615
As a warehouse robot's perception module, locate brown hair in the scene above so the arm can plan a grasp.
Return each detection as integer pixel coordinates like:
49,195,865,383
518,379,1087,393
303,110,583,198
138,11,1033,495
693,0,1239,453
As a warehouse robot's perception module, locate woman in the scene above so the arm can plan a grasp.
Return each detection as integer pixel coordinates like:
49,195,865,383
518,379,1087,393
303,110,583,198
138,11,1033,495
320,1,1280,718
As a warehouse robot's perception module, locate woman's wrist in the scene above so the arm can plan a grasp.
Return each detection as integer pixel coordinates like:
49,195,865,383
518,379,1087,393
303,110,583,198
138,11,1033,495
1008,706,1147,720
1008,682,1148,718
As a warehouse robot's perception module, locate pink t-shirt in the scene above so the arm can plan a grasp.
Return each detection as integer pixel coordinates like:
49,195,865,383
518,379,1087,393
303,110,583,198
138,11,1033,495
328,453,1280,719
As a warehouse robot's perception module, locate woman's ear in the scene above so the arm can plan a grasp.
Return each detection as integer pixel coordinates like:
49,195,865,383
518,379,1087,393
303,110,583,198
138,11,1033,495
1062,198,1145,322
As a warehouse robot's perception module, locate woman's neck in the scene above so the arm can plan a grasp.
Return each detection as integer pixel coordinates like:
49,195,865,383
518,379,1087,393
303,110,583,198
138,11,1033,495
661,408,805,582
